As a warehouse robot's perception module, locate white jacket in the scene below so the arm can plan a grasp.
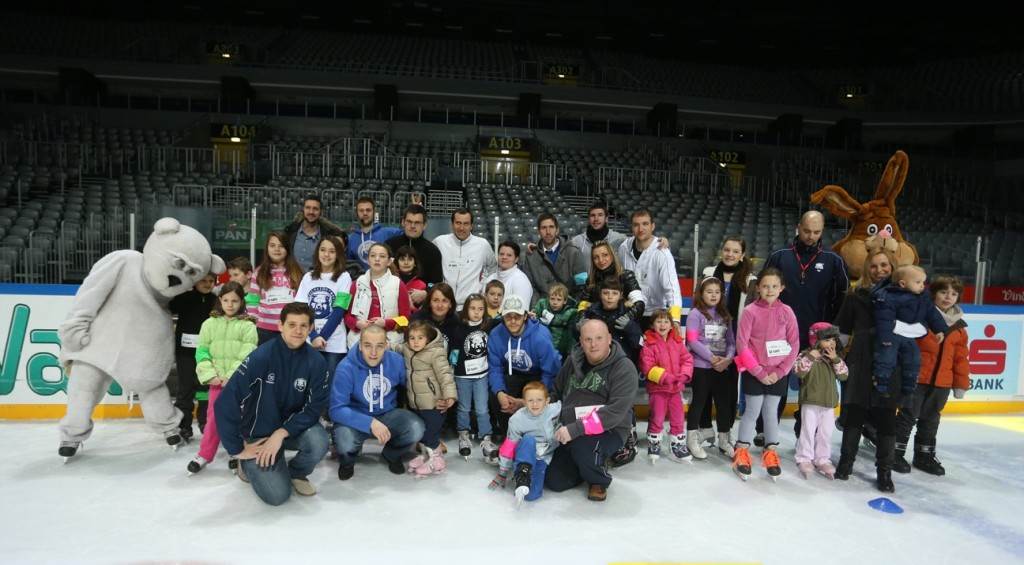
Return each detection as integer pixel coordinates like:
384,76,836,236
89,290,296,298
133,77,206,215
618,236,682,321
483,267,533,309
433,233,497,308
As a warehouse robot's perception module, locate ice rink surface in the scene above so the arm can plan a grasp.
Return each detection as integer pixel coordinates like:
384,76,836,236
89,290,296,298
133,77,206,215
3,415,1023,565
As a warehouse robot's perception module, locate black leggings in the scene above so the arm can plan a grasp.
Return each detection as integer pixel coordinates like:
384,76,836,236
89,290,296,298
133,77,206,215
687,366,738,433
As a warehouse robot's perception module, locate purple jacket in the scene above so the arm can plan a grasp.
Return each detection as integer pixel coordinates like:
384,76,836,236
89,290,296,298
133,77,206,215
685,308,736,369
736,299,800,382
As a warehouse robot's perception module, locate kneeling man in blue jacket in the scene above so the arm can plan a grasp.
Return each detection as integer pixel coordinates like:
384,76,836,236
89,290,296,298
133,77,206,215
331,325,425,480
216,302,331,506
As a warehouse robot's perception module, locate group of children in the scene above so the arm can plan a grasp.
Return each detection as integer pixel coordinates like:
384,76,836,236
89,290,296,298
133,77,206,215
170,229,967,505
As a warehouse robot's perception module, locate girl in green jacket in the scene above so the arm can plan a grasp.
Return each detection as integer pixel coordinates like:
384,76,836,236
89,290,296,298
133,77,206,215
187,282,258,474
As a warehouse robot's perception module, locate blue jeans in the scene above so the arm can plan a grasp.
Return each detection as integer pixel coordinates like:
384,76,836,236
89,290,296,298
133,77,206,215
241,425,330,506
415,409,446,450
322,352,345,389
512,435,548,502
332,409,425,466
455,377,491,437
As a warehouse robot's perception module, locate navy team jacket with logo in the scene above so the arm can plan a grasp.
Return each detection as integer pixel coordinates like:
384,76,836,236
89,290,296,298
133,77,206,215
215,337,329,456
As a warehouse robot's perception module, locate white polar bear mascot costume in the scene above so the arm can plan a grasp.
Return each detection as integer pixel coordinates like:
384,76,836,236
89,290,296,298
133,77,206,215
58,218,225,460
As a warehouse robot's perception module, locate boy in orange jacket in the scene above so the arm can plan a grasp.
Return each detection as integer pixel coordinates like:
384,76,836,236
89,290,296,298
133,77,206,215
893,275,969,476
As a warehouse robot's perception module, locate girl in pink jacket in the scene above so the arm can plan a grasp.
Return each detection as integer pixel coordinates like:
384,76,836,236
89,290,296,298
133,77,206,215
732,268,799,481
640,309,694,464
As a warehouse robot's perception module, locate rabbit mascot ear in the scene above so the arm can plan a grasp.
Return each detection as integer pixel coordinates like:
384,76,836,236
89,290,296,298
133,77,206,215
809,151,918,282
811,185,863,220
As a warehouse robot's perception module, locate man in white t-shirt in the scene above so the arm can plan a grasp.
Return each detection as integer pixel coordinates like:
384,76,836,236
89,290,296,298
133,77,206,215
617,208,682,329
433,208,497,310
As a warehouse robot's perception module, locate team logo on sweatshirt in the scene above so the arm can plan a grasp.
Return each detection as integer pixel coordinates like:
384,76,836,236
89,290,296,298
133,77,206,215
506,349,534,372
308,288,336,318
294,378,307,392
358,239,375,264
363,375,392,405
814,262,824,272
266,372,276,384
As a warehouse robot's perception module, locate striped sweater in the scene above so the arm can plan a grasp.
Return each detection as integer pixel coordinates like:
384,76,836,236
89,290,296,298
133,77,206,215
248,266,296,331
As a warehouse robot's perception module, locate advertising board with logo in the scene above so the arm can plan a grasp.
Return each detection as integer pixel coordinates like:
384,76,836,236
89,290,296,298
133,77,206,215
2,286,1021,418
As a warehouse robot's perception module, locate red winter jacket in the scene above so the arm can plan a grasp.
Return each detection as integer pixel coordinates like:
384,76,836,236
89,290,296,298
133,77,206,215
640,329,693,394
916,324,970,390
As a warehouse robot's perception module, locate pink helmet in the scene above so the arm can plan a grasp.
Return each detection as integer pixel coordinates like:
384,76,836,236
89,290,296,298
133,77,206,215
808,322,839,346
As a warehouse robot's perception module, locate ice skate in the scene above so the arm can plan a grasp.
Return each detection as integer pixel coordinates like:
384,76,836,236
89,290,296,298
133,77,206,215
687,431,708,460
164,431,183,450
413,448,447,478
458,430,472,460
669,434,693,463
815,460,836,480
700,428,716,448
762,446,782,481
717,431,735,458
59,441,82,463
647,433,661,464
187,456,209,475
228,457,239,474
610,426,638,467
177,426,194,444
408,451,430,474
732,445,752,480
513,462,532,508
797,461,814,479
481,435,499,466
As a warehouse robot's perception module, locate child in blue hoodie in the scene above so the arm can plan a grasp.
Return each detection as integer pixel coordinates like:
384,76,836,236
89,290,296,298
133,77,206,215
488,381,562,507
486,294,563,464
330,325,426,480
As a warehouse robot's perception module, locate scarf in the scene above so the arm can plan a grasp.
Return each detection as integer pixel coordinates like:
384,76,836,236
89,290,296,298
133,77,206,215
586,225,610,244
712,261,743,322
939,304,964,328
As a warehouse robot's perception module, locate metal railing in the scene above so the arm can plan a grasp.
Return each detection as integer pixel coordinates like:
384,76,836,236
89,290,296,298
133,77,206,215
460,159,564,187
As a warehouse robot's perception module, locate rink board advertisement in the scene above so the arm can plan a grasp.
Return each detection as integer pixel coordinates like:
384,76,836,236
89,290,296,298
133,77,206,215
1,284,1023,419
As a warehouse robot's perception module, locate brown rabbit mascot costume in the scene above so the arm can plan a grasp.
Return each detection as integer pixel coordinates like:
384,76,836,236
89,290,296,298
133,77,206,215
810,150,919,281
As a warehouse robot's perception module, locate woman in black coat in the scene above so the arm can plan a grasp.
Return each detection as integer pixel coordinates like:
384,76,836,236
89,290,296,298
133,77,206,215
833,248,900,492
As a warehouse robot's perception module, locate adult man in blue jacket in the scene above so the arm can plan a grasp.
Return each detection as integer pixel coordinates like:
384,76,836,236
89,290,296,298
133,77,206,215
330,325,425,480
215,302,331,506
760,210,849,438
347,197,403,273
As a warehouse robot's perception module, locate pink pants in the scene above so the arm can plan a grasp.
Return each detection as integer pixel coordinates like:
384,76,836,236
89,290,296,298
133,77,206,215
796,404,835,465
647,391,685,436
197,385,223,461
